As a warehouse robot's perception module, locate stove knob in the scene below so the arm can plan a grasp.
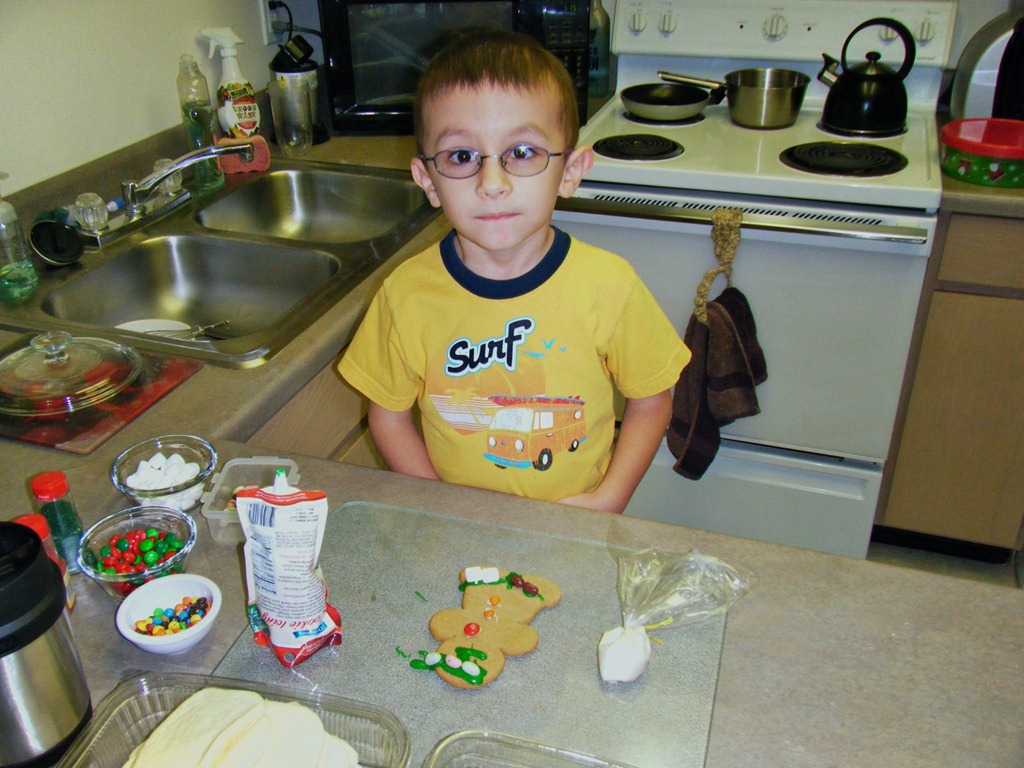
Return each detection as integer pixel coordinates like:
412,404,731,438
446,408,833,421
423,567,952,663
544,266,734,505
659,12,677,34
762,13,788,42
917,18,937,43
629,11,647,33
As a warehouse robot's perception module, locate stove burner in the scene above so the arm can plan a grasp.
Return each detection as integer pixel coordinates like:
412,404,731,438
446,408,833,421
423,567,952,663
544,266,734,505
623,110,705,128
817,121,907,139
779,142,908,177
593,134,684,161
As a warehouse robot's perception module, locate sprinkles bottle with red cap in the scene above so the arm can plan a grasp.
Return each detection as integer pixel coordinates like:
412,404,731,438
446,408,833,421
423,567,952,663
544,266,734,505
30,471,84,573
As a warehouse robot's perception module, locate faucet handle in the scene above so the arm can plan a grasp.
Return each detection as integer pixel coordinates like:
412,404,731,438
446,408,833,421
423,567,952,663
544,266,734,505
74,193,109,233
152,159,183,197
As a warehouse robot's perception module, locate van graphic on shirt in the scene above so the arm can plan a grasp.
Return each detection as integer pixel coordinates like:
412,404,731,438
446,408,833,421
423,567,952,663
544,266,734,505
483,395,587,471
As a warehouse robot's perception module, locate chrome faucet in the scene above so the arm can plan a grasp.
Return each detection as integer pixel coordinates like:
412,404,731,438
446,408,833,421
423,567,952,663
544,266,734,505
121,143,254,220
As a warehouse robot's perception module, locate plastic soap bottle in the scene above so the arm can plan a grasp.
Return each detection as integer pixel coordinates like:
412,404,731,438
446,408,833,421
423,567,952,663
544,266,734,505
201,27,261,137
588,0,611,99
30,471,84,574
0,197,39,305
177,54,225,192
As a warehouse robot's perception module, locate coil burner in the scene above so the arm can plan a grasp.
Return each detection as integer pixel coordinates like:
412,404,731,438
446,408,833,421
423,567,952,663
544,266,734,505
779,142,908,177
593,134,684,161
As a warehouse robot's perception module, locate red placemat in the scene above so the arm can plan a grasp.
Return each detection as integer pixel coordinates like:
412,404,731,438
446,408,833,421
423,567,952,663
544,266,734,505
0,353,203,454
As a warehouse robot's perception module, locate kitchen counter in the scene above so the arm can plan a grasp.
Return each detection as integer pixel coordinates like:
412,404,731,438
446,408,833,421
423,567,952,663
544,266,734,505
1,136,1022,767
0,135,444,484
942,173,1024,217
31,439,1024,768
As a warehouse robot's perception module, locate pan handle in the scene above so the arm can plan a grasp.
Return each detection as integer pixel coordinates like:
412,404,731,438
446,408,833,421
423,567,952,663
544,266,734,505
658,71,727,105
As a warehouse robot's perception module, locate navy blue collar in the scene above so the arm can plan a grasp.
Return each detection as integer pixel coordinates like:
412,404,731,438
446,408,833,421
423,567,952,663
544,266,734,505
439,227,570,299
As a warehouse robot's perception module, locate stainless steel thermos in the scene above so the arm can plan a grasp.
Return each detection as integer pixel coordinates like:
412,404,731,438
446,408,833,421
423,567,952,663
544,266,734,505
0,522,91,767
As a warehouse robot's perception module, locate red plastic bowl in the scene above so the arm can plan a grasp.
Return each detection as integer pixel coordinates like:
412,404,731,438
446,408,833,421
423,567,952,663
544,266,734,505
941,118,1024,159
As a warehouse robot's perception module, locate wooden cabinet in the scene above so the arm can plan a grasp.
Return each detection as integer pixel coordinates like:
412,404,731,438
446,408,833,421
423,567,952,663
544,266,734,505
881,213,1024,549
248,353,386,470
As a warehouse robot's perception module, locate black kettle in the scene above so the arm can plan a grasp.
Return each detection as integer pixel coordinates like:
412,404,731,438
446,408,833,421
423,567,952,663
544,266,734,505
818,18,916,136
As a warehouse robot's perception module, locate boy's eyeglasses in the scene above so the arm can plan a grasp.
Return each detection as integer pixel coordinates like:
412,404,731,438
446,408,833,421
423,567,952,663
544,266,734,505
421,144,565,179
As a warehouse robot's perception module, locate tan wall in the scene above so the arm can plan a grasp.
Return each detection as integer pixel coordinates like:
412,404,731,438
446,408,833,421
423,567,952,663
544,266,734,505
0,0,274,194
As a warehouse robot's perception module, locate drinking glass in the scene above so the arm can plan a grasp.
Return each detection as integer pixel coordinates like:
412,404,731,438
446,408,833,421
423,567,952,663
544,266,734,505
268,79,312,157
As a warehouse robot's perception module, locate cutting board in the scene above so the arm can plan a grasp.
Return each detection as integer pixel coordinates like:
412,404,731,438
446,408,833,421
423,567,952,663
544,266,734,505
0,353,202,454
214,502,724,768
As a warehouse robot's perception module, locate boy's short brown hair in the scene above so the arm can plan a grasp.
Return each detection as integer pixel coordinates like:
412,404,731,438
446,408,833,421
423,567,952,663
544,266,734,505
414,29,580,153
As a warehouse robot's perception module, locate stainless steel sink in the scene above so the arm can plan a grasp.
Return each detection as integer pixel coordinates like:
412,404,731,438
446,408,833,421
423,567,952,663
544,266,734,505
0,160,438,367
197,169,427,243
42,235,340,332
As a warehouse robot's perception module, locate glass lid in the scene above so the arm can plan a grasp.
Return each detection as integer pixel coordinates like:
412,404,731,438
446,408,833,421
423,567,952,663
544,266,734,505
0,331,143,416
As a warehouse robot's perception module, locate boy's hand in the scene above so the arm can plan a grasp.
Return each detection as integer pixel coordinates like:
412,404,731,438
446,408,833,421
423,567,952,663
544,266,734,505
558,390,672,515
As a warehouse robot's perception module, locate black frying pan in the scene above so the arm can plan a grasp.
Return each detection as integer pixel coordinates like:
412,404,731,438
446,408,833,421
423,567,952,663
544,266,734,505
620,82,726,121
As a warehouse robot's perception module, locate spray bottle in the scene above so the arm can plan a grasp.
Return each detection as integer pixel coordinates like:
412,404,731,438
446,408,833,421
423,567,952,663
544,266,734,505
201,27,260,137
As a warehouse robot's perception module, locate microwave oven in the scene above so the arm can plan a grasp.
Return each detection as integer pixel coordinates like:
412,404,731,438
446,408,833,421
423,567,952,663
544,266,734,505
316,0,591,135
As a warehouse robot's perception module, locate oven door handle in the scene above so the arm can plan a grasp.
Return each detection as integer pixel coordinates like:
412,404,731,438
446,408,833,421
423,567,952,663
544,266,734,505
555,197,929,244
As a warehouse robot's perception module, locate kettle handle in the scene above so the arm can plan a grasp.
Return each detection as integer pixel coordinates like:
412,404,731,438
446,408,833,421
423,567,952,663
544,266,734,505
840,17,916,81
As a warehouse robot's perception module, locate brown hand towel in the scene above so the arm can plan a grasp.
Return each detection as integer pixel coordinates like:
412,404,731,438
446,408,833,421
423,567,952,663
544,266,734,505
707,287,766,425
668,311,720,480
669,287,767,479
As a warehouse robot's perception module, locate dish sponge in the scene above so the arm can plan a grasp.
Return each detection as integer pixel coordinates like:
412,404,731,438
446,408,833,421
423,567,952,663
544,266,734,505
216,135,271,174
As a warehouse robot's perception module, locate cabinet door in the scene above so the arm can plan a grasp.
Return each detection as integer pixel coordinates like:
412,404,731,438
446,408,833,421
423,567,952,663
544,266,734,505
249,359,368,460
884,291,1024,548
940,215,1024,289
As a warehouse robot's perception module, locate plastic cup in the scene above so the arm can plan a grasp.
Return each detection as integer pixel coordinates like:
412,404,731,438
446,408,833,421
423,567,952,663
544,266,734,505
268,79,312,158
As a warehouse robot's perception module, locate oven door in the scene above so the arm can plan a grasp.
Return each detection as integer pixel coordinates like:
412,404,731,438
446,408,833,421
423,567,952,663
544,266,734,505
554,187,933,461
553,186,934,557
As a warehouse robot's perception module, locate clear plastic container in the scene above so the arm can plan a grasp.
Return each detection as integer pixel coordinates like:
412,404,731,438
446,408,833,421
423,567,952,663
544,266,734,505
423,731,638,768
30,471,84,574
56,671,410,768
200,456,300,542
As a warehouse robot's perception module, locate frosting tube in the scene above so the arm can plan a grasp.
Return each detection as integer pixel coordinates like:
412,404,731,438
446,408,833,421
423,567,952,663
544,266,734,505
236,469,342,667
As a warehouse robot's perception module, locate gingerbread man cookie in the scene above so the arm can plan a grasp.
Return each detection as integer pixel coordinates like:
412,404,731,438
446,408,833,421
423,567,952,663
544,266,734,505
410,566,561,688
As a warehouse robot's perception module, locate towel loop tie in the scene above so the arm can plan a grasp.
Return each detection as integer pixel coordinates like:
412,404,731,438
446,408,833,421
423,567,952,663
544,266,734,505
694,207,743,325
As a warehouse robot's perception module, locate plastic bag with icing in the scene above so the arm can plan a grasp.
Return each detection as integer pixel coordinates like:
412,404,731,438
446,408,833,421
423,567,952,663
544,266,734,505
236,468,342,667
599,545,755,683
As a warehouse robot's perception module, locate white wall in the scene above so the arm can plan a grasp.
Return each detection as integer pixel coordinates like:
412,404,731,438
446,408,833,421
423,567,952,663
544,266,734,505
0,0,277,195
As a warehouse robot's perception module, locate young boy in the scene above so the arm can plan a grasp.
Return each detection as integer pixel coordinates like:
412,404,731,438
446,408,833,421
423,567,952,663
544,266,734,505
339,30,690,514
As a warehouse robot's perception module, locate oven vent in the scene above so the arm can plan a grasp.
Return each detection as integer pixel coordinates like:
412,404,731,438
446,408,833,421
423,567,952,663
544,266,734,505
588,193,886,227
593,194,679,208
786,211,886,227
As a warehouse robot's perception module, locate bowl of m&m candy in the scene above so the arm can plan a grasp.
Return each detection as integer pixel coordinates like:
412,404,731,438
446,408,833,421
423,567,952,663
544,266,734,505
77,506,196,601
115,574,221,654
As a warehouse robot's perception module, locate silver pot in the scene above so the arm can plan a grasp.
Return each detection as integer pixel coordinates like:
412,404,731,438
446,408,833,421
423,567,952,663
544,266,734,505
0,523,91,767
659,68,810,129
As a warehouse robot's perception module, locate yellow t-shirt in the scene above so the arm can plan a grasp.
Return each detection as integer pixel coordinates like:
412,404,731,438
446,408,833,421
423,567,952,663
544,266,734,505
339,228,690,501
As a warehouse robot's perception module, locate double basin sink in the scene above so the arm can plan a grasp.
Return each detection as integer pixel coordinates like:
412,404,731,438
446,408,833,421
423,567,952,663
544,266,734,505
0,160,438,367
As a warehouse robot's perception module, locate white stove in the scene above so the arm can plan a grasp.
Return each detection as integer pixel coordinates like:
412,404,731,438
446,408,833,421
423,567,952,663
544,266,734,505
553,0,959,559
579,0,958,209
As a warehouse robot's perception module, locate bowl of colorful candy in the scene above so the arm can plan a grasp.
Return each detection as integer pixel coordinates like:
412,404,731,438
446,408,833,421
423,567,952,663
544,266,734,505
111,434,217,511
77,506,196,601
115,573,220,655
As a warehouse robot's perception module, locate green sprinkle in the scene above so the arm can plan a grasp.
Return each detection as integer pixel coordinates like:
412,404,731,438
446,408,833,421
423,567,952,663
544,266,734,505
395,646,410,659
415,591,427,602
